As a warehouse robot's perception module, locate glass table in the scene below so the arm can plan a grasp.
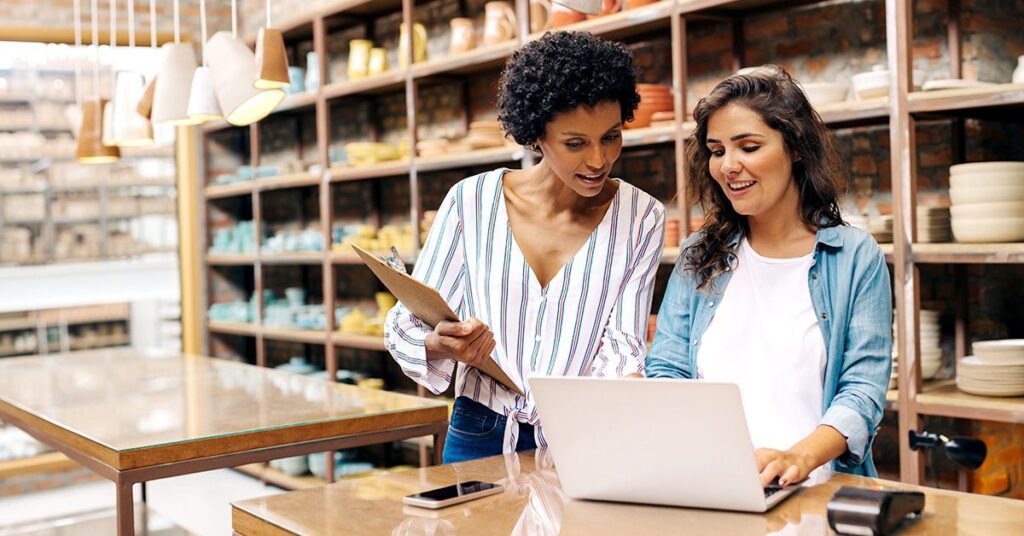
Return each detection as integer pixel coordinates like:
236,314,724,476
0,348,449,536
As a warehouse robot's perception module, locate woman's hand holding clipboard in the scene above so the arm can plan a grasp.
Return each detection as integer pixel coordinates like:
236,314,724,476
351,244,526,397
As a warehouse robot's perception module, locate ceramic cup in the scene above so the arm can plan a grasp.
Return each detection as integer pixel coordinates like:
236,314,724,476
348,39,374,80
529,0,551,33
450,17,476,55
483,2,517,45
368,47,389,75
287,66,305,93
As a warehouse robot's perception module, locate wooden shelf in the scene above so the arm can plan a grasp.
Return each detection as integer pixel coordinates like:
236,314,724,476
623,125,676,147
0,317,37,331
412,41,518,80
206,253,257,265
416,147,524,173
908,83,1024,115
915,380,1024,424
260,252,324,264
0,452,77,479
322,71,406,100
817,98,890,127
328,160,412,182
275,91,318,113
235,463,324,491
912,243,1024,264
332,332,387,351
531,1,675,41
254,172,321,192
205,181,254,200
208,321,260,337
262,327,327,344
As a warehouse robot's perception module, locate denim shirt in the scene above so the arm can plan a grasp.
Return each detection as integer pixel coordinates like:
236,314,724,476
646,224,893,476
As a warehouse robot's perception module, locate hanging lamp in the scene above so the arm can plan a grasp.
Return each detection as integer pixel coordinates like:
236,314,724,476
254,0,289,89
136,0,158,119
207,0,284,126
101,0,118,146
187,0,222,122
151,0,199,125
76,0,120,163
110,0,154,145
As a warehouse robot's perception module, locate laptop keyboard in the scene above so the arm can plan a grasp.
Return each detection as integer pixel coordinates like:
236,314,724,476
764,485,784,498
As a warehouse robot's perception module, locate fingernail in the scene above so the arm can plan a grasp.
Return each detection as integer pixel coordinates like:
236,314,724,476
779,479,787,486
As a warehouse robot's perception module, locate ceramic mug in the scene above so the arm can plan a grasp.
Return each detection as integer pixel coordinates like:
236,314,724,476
483,2,517,46
551,3,586,28
287,66,305,94
304,51,320,90
450,17,476,55
399,22,428,68
368,47,389,75
348,39,373,80
529,0,551,33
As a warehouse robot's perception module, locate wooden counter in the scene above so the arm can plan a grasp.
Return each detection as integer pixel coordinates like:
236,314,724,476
233,450,1024,535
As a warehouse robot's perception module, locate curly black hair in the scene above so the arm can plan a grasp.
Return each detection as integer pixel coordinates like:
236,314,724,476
497,31,640,148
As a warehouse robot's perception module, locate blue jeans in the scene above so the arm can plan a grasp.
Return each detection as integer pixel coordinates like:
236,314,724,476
442,396,536,464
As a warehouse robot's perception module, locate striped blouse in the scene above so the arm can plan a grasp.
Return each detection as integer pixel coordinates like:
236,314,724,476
385,168,665,453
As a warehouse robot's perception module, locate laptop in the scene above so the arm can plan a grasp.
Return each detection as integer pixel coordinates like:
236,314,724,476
529,376,800,513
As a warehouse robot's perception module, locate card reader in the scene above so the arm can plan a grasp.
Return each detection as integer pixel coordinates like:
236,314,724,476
827,487,925,536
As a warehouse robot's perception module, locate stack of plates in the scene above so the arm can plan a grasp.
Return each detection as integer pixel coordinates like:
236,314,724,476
416,138,450,158
957,339,1024,396
949,162,1024,243
464,121,508,150
893,309,942,380
345,142,405,167
869,215,893,243
650,110,675,128
917,206,951,243
628,84,673,129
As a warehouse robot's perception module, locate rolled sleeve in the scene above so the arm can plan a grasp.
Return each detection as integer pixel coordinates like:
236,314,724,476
820,402,870,465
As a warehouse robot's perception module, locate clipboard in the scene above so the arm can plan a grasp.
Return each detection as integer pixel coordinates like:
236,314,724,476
352,244,525,397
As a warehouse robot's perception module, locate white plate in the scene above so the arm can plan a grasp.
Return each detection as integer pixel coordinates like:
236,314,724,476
921,79,996,91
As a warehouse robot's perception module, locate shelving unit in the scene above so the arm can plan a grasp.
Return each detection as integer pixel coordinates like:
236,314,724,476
0,303,131,358
193,0,1024,490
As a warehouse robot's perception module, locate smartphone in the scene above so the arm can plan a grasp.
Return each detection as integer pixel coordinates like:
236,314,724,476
402,481,504,509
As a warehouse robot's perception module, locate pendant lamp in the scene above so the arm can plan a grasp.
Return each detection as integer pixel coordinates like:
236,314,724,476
136,0,158,119
151,0,200,125
111,0,154,145
187,0,222,122
101,0,118,146
254,0,289,89
76,0,120,163
207,0,284,126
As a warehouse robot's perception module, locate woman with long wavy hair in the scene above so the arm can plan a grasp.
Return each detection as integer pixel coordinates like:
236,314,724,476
646,66,892,485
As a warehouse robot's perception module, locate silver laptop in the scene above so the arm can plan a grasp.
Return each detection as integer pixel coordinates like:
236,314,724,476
529,376,800,513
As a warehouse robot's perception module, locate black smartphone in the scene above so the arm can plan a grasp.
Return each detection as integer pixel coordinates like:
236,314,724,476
402,481,504,509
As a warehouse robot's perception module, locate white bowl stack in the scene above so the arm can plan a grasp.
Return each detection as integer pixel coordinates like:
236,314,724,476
892,309,942,382
949,162,1024,243
869,215,893,244
916,206,951,243
957,339,1024,397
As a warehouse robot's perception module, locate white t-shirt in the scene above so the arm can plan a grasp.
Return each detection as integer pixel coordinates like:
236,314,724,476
696,238,831,482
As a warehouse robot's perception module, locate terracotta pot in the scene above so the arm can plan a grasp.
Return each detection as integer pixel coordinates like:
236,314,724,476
625,0,657,9
530,0,552,33
588,0,622,18
551,3,587,28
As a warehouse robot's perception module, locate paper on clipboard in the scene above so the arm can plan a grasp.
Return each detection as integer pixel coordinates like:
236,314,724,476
351,244,525,397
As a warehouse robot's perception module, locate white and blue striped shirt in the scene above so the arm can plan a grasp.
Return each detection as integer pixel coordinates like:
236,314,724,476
385,168,665,452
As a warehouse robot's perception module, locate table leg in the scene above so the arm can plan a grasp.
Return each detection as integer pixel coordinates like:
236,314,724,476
116,479,135,536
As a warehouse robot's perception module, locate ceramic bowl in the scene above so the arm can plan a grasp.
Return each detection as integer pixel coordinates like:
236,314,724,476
799,82,849,106
951,216,1024,243
949,161,1024,176
949,201,1024,219
851,69,926,99
949,185,1024,205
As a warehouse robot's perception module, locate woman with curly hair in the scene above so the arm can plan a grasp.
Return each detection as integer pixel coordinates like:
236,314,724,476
385,31,665,463
646,66,891,484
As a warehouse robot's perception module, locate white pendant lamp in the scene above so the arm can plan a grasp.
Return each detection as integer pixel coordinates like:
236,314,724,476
101,0,118,146
207,0,284,126
254,0,289,89
76,0,120,163
111,0,154,145
136,0,158,119
152,0,200,125
187,0,222,122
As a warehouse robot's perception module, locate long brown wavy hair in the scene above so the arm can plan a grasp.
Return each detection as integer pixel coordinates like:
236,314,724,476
683,66,846,290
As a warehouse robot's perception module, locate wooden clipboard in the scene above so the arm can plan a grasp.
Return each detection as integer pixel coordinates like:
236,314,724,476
352,244,525,396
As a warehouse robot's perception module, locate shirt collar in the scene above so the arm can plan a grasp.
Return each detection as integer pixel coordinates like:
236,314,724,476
726,223,845,249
